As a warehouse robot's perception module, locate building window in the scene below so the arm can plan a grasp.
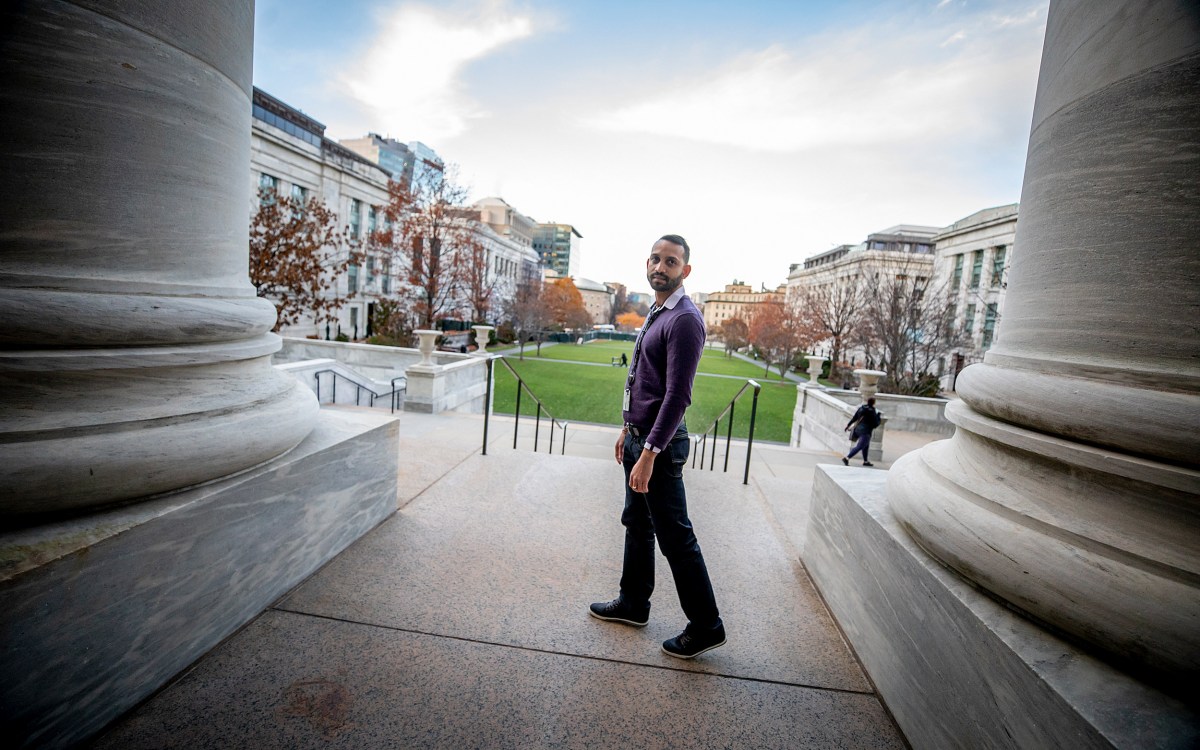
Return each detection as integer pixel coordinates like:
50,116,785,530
964,303,976,336
258,173,278,205
290,184,308,203
368,205,377,235
348,264,359,294
991,246,1006,287
382,259,392,294
951,255,963,289
349,198,362,239
969,250,983,289
982,303,998,349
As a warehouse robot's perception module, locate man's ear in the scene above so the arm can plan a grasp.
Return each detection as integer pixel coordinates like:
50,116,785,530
681,264,692,279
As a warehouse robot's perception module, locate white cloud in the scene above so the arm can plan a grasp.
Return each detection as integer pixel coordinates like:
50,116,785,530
584,8,1046,155
941,30,967,46
995,7,1044,27
338,1,536,141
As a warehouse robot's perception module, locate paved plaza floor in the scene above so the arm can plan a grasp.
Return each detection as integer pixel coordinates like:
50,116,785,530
90,409,931,749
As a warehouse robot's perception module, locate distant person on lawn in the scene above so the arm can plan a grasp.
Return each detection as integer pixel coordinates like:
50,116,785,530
588,234,726,660
842,397,882,467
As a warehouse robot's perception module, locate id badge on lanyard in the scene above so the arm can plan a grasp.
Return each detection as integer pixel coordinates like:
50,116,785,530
623,387,631,411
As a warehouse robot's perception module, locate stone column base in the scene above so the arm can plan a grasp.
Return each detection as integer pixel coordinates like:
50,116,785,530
804,467,1198,749
0,409,400,748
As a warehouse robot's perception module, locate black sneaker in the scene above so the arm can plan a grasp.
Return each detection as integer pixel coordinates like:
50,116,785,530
662,624,726,659
863,462,874,467
841,457,849,466
589,598,649,627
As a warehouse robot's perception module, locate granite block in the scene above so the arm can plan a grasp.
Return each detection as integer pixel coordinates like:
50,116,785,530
804,466,1199,749
278,450,869,692
93,609,905,749
0,410,400,749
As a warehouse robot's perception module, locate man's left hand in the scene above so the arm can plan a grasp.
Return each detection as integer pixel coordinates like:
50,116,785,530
629,449,657,493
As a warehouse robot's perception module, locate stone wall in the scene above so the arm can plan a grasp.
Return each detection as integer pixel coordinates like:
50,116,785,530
275,338,489,415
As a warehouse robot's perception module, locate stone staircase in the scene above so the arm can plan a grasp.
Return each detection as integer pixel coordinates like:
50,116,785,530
88,409,908,749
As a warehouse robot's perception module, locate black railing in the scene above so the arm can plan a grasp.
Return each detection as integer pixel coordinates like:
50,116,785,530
692,379,761,485
482,356,567,456
313,369,406,412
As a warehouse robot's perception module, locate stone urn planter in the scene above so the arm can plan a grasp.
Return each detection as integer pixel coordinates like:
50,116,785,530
472,325,495,355
852,368,886,401
414,329,440,366
805,355,827,386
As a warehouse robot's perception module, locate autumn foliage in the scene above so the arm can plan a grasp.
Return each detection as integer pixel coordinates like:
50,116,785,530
542,277,593,331
748,300,822,377
616,311,645,331
249,189,359,331
717,316,749,356
370,168,475,330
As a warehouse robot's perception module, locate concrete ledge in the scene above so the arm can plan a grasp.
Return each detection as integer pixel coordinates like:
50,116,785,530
0,410,400,748
804,467,1198,750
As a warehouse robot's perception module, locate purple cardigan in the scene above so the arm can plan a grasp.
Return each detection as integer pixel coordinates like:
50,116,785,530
622,295,706,449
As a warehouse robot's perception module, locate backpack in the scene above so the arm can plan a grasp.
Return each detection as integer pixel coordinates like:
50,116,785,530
866,406,882,429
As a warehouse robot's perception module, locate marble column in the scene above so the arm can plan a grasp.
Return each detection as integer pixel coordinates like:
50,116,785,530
888,0,1199,690
0,0,317,514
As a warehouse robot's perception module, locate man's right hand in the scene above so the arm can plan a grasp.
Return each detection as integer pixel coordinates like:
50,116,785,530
614,431,624,464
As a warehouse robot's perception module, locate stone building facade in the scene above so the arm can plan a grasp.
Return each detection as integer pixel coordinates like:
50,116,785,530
931,204,1018,391
465,197,543,321
786,225,939,370
574,277,616,325
251,87,392,340
702,282,786,330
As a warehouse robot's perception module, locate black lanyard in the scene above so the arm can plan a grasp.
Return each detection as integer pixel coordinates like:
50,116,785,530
627,304,664,387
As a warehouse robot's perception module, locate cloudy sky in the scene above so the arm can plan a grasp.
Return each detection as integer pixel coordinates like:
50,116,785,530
253,0,1048,296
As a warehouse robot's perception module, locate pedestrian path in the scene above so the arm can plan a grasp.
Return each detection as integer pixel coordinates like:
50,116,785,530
90,410,913,749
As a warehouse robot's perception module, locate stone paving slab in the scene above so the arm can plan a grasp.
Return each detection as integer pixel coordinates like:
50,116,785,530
754,472,817,557
93,609,905,750
277,450,870,693
89,410,908,748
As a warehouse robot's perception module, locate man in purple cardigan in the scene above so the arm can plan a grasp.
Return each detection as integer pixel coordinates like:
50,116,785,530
589,234,726,659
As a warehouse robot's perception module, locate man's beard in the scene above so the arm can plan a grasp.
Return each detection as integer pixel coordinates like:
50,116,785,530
648,273,681,292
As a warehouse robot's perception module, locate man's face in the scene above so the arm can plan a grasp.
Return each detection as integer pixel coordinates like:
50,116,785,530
647,240,691,293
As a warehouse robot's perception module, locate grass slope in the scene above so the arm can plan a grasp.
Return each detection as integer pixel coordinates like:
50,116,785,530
491,353,797,443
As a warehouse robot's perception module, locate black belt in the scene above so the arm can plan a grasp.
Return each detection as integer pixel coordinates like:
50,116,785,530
626,423,687,439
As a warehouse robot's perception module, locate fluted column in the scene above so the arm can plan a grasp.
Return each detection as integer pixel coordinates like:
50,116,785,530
889,0,1199,689
0,0,317,514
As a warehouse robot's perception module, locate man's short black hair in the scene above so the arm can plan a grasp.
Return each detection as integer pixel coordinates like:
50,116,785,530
658,234,690,263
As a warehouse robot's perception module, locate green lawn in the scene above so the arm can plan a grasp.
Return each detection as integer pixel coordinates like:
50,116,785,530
507,339,633,365
696,348,792,381
504,340,797,382
490,356,798,443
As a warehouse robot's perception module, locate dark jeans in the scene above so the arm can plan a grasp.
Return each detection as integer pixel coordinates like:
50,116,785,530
848,430,871,461
619,426,722,631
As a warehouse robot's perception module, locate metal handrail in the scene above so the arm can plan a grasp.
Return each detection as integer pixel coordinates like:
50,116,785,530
388,374,408,415
482,356,568,456
313,369,406,412
691,379,761,485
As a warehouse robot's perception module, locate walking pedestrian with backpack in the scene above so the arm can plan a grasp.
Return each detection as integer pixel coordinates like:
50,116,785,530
842,397,882,467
